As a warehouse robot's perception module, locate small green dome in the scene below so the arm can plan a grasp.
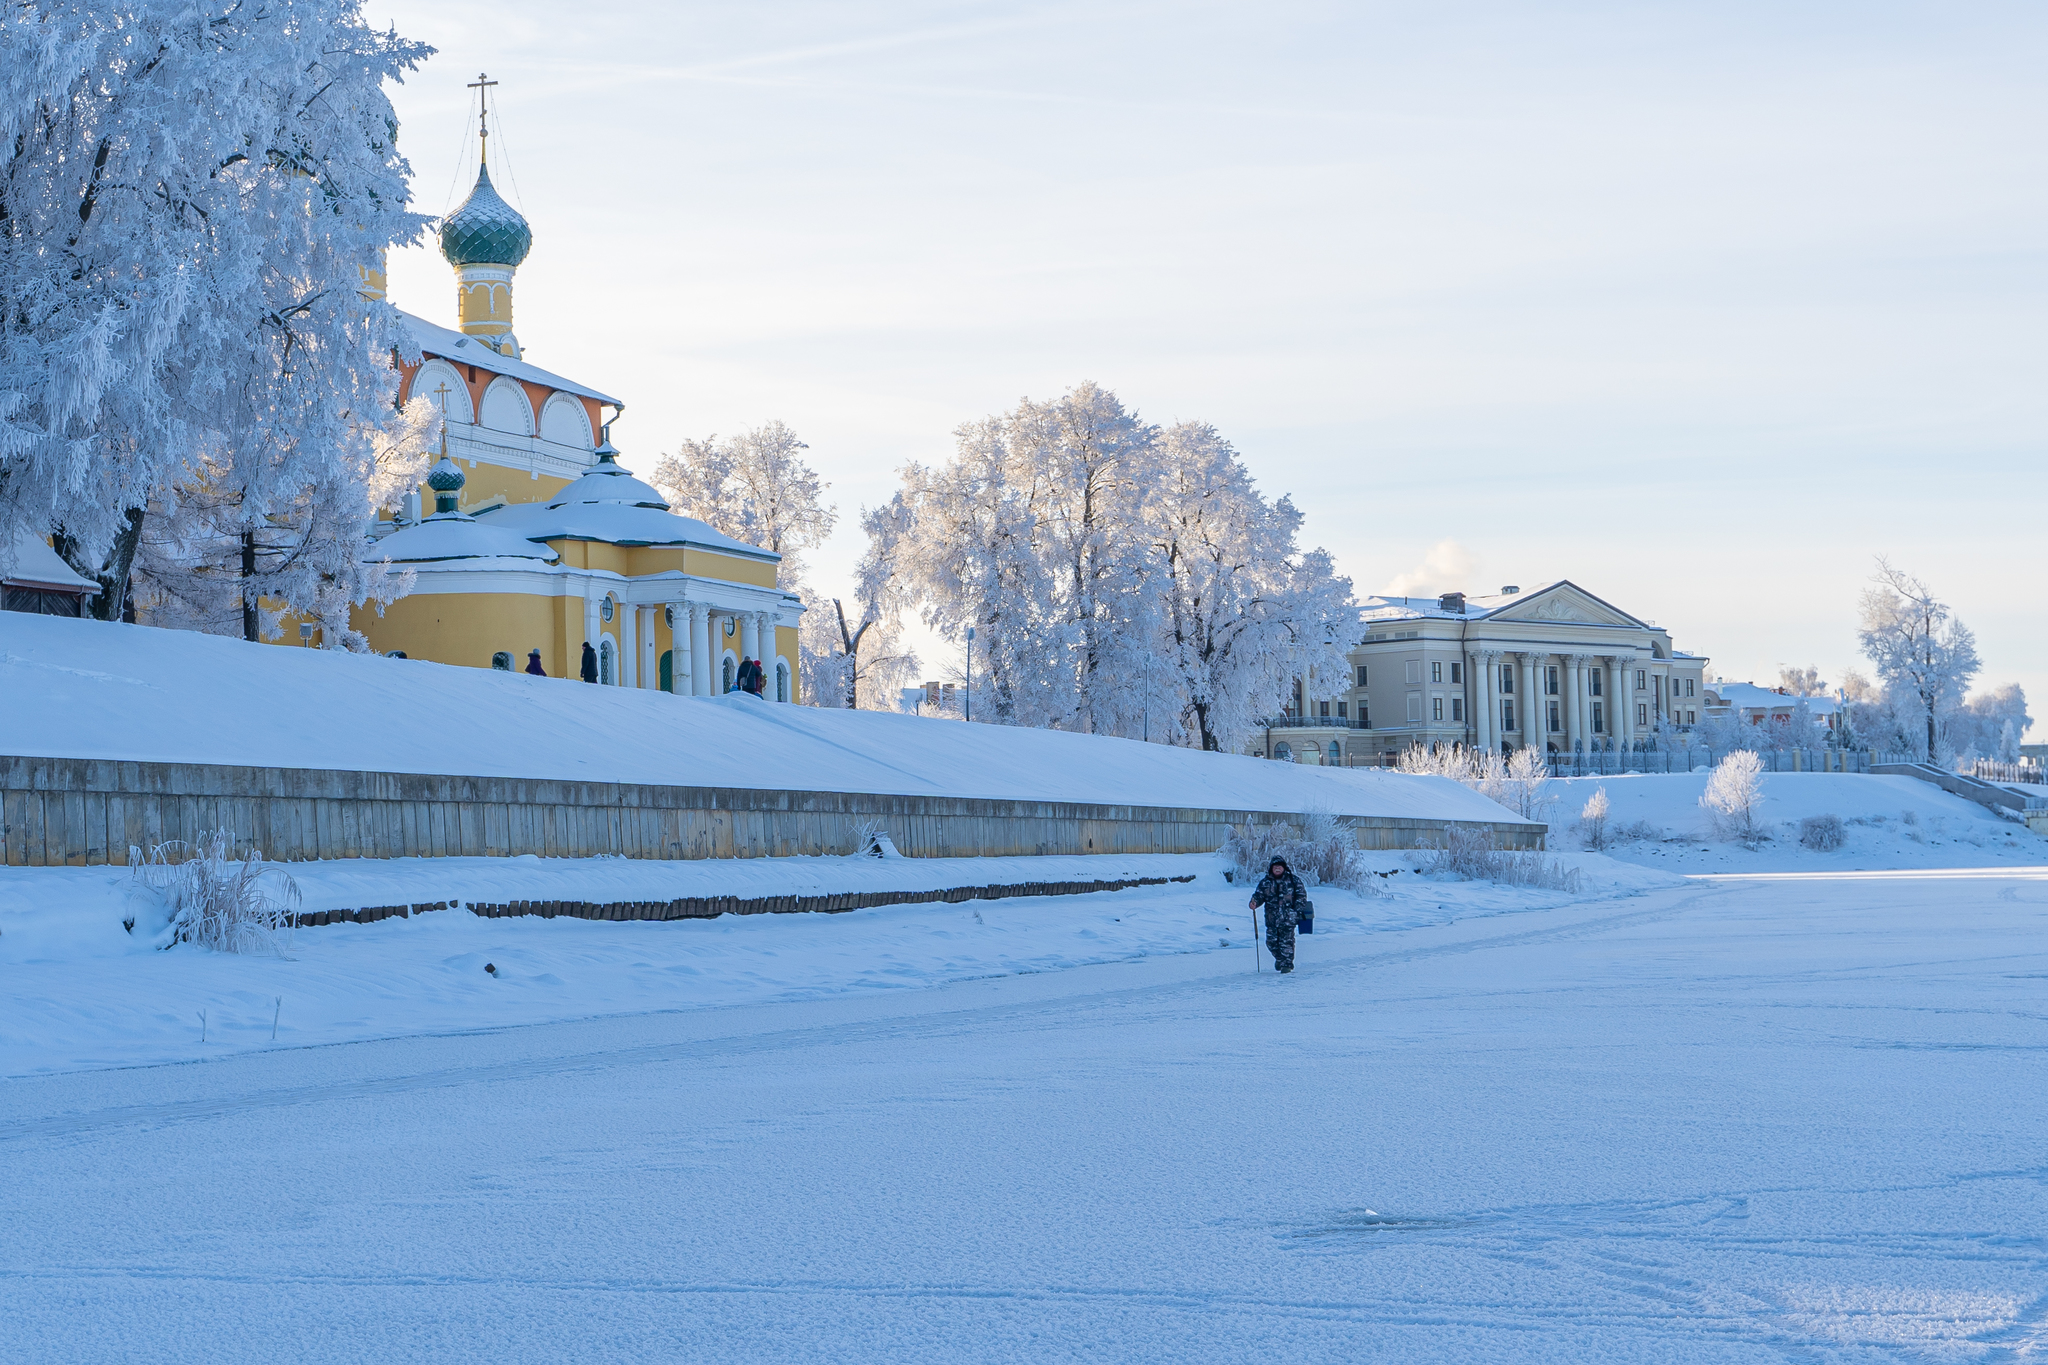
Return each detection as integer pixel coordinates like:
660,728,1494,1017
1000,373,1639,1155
439,163,531,267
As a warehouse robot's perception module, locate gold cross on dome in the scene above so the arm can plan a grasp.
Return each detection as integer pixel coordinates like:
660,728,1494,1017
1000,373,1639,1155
467,72,498,161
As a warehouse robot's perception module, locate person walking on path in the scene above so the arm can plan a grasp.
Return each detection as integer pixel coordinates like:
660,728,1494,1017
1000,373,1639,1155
525,649,546,677
580,641,599,684
1249,856,1309,973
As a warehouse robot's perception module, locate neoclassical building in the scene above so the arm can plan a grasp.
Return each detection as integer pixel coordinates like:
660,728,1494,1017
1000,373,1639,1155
1260,581,1710,764
348,125,802,699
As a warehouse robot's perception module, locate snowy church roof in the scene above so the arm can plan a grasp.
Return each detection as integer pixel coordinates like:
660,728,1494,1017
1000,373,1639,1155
479,500,776,560
397,311,622,408
4,533,97,592
547,450,670,511
373,515,561,565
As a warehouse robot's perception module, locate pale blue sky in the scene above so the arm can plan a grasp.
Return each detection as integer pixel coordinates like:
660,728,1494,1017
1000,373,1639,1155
377,2,2046,723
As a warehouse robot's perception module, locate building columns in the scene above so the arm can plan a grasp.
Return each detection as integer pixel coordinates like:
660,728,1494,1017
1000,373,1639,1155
758,612,782,700
739,613,760,673
1613,655,1635,750
689,603,712,697
669,603,689,693
1475,650,1497,751
620,601,637,688
1520,653,1543,751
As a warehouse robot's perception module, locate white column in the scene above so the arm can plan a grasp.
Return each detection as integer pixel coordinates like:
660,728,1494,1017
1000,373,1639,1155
1474,651,1493,751
739,612,760,671
620,601,637,689
1615,656,1634,751
1521,653,1541,750
690,604,712,696
1568,656,1587,752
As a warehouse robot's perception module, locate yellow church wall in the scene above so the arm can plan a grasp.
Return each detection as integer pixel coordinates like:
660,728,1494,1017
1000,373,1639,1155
457,464,573,511
776,625,800,703
681,548,778,587
353,592,564,675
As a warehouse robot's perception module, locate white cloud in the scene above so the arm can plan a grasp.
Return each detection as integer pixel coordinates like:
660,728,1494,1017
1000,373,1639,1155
1383,540,1478,599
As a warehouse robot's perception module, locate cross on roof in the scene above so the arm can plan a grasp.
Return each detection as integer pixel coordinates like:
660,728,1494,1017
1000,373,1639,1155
467,73,497,162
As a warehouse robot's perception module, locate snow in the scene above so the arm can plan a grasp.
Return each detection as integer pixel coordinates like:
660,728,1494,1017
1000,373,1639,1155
0,612,1529,827
400,309,623,406
2,531,96,590
0,849,1677,1077
480,497,774,558
1540,771,2044,871
5,852,2045,1360
373,513,561,563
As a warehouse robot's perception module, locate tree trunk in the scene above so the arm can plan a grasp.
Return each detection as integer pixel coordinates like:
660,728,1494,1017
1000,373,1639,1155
241,530,258,642
54,506,144,622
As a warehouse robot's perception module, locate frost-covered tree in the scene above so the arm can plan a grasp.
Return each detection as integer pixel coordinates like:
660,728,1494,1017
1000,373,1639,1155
1778,665,1828,697
803,497,918,710
1945,682,2030,764
1857,559,1980,761
1150,421,1351,752
1702,749,1766,844
0,0,431,626
884,385,1353,746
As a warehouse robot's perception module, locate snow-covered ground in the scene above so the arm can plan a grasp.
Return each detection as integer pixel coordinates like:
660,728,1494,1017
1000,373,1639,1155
6,859,2047,1362
0,611,1517,824
1539,770,2043,871
0,850,1677,1076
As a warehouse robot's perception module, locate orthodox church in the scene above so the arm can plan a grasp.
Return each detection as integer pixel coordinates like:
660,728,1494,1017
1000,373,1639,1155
352,97,802,700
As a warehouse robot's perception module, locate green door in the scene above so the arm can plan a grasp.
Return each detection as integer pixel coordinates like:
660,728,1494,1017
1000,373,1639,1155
659,650,673,693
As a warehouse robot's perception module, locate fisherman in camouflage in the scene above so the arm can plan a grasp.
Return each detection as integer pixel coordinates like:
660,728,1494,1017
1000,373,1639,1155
1250,855,1309,973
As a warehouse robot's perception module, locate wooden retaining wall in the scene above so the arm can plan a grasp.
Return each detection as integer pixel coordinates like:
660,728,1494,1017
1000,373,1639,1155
0,755,1546,868
301,874,1200,928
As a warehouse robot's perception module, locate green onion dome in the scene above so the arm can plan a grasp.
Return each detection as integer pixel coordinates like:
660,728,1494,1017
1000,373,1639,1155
439,163,532,267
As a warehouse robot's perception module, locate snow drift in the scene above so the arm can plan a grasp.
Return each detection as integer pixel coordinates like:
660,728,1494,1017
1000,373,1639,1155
0,614,1523,826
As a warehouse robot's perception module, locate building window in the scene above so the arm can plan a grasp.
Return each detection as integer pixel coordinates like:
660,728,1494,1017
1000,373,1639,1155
1687,710,1696,725
1318,700,1330,718
1545,666,1559,695
1405,660,1422,685
1336,701,1347,718
1327,741,1341,763
722,655,735,692
1452,697,1464,722
1407,693,1422,722
776,661,790,702
1502,700,1516,732
600,596,615,624
1638,702,1649,726
1592,702,1603,733
1432,697,1443,721
1361,705,1371,729
1501,665,1515,693
1548,700,1560,732
1356,665,1368,687
1686,678,1696,697
1450,661,1462,684
1635,669,1646,691
1589,671,1602,697
599,637,616,685
1274,742,1292,761
1431,661,1442,684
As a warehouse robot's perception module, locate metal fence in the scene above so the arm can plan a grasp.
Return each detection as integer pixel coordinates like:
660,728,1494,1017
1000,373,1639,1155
1968,759,2046,787
1541,749,1910,777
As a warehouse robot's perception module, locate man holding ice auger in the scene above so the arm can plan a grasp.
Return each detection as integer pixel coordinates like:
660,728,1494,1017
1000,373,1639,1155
1249,855,1309,973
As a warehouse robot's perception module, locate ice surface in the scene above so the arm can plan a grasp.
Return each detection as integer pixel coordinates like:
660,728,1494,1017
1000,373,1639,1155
5,864,2045,1361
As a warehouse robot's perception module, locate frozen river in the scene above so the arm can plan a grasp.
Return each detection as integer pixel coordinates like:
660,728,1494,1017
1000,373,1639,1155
6,867,2047,1362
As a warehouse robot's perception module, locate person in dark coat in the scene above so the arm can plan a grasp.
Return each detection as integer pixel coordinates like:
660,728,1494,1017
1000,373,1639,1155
525,649,546,677
1249,855,1309,973
580,641,599,683
744,658,766,696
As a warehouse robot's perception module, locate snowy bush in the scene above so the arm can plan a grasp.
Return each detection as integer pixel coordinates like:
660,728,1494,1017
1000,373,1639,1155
1221,814,1378,894
1612,820,1666,844
1798,814,1845,851
1579,787,1611,851
129,830,301,954
1701,751,1766,845
1421,827,1582,894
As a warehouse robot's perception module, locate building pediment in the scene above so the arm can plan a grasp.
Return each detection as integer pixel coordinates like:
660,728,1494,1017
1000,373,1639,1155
1484,582,1645,629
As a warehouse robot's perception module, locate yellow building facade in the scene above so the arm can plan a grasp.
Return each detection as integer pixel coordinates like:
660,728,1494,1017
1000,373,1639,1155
352,136,803,700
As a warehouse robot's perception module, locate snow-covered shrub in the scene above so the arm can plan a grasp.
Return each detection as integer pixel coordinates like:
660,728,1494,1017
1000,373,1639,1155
1701,751,1766,845
1799,814,1845,851
129,830,301,954
1579,787,1611,851
1504,747,1552,821
1421,827,1582,894
1221,815,1378,894
1613,820,1665,844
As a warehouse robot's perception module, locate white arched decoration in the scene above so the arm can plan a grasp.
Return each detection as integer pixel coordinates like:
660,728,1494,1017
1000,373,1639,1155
775,658,791,703
479,376,534,436
411,359,473,424
539,393,594,450
598,636,616,686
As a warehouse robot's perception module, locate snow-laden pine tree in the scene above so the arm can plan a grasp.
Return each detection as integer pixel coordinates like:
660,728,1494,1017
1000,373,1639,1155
1857,559,1980,761
0,0,432,626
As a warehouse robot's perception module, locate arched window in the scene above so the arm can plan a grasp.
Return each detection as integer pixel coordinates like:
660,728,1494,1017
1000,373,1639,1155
1273,742,1293,762
775,660,790,702
1327,741,1341,763
722,655,735,693
479,377,534,435
599,637,615,685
